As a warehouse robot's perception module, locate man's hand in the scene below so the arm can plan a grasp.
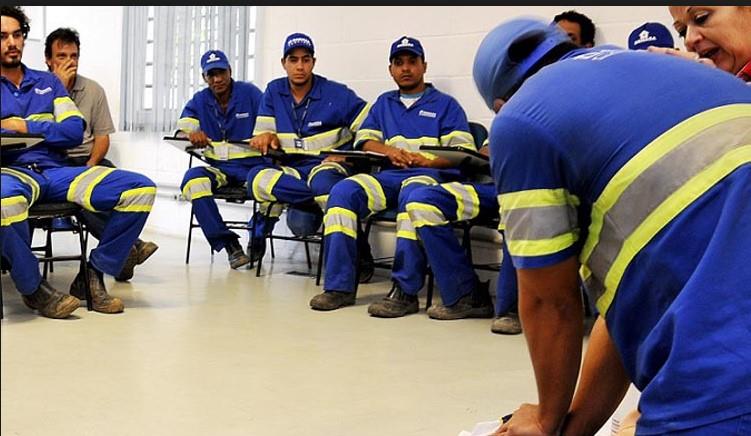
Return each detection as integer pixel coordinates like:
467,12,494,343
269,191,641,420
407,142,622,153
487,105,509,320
494,404,556,436
1,118,28,133
323,155,347,163
249,132,280,155
188,131,211,148
479,144,490,157
51,58,77,90
406,152,434,168
646,46,717,68
383,146,413,168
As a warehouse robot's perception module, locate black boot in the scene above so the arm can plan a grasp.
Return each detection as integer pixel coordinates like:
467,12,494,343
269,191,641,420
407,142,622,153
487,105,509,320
22,279,80,319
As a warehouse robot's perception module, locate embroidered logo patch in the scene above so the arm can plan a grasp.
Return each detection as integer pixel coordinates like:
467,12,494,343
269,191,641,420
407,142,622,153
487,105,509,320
34,87,53,95
418,110,436,118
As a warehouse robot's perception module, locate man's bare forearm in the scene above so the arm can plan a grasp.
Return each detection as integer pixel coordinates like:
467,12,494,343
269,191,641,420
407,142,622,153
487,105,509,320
87,135,110,166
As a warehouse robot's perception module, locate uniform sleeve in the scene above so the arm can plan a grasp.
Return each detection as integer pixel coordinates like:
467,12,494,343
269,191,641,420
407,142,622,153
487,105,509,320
438,98,474,149
252,88,277,136
490,113,581,269
177,95,201,134
25,78,84,148
90,82,116,136
354,97,384,149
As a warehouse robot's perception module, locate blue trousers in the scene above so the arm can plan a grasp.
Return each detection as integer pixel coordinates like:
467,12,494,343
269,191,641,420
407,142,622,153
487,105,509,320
1,165,155,294
180,157,267,252
398,182,500,305
246,156,352,238
323,168,463,293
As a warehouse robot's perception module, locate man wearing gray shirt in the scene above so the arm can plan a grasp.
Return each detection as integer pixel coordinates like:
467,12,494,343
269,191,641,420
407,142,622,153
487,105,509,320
45,27,157,281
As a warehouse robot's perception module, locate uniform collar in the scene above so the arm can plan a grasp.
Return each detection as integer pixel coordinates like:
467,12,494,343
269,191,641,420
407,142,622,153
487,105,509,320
281,74,323,101
387,83,436,106
1,63,42,89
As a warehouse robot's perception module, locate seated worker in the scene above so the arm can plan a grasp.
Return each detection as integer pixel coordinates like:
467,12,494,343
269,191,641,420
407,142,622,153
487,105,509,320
1,5,156,317
627,22,675,50
473,17,750,435
553,9,596,48
177,49,264,269
45,27,158,281
246,32,369,263
310,36,475,311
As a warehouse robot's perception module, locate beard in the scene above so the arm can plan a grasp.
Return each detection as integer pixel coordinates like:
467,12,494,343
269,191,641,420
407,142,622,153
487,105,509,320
1,58,22,69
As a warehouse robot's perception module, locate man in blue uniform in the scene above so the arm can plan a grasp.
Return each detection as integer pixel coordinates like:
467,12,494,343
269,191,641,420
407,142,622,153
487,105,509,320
310,36,475,311
247,33,370,262
473,18,751,435
1,6,156,317
177,49,264,269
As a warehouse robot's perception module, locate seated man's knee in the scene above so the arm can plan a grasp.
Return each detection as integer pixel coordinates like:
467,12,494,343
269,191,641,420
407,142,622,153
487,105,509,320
181,167,210,189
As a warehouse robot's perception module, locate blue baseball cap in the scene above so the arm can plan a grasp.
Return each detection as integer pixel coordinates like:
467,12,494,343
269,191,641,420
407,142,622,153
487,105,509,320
628,22,674,50
389,36,424,61
283,33,315,57
201,50,230,74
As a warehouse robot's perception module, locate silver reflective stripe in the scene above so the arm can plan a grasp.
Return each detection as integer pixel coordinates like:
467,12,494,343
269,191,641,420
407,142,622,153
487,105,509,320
258,201,284,218
349,174,387,213
115,187,156,212
396,212,416,240
406,203,447,227
253,116,276,134
67,166,115,211
53,96,83,122
252,169,282,202
280,166,301,179
441,182,480,221
205,167,228,188
355,129,383,144
387,136,439,152
585,115,751,304
441,131,474,148
308,162,348,185
1,168,40,203
182,177,212,201
401,175,437,188
176,117,199,133
1,196,29,225
503,204,578,242
323,207,358,238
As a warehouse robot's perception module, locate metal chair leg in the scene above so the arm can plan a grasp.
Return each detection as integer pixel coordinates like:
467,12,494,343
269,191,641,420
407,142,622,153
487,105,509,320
74,215,93,311
304,241,312,270
315,227,324,286
185,203,196,264
426,268,434,309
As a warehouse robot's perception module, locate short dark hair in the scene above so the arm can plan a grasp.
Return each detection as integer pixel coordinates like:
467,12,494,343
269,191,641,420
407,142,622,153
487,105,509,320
45,27,81,59
0,5,31,39
554,10,596,46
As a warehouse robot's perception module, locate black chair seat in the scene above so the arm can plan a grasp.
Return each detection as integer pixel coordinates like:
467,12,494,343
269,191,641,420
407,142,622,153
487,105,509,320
29,202,82,218
214,185,250,202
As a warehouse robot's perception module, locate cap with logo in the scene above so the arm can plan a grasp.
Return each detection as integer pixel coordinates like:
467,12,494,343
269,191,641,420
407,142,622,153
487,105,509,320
201,50,230,74
628,22,674,50
389,36,425,61
283,33,315,57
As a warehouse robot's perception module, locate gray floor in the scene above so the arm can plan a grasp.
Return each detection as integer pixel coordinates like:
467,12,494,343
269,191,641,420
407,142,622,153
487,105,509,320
2,231,546,436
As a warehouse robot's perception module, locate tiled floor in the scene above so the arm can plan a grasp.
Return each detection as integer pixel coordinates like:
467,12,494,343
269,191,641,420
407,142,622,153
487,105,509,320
1,230,629,436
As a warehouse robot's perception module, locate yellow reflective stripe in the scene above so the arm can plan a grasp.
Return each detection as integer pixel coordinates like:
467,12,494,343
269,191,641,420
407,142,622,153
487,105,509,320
258,202,284,218
401,175,437,188
253,116,277,135
407,202,448,228
276,128,353,153
314,194,329,211
396,211,417,240
67,167,115,212
440,130,475,148
1,195,29,226
581,103,751,266
203,141,262,160
308,162,348,185
25,113,55,122
442,182,480,221
506,230,580,257
385,135,440,152
355,129,383,143
349,174,387,213
177,117,200,133
323,207,358,238
350,103,372,132
53,96,83,122
252,169,283,202
280,166,301,179
205,167,228,188
597,145,751,314
182,177,213,201
1,168,40,203
114,186,156,212
499,188,580,211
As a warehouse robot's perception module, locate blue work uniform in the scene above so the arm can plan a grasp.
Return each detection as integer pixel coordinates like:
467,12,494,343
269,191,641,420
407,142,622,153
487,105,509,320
1,65,156,293
177,80,264,252
490,47,751,433
246,74,369,237
323,84,474,294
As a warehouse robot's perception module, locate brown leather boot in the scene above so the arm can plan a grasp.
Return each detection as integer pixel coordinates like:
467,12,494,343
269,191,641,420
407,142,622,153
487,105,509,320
22,279,80,319
70,264,124,313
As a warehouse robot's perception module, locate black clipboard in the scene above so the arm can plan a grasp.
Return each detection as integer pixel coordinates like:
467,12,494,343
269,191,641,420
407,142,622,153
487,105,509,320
419,145,489,167
1,133,46,151
320,149,390,166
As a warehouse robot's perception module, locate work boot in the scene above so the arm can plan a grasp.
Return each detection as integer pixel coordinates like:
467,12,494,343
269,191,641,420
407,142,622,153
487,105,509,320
22,279,80,319
115,240,159,282
427,280,494,320
69,264,124,313
367,283,419,318
490,312,522,335
226,239,251,269
309,291,356,311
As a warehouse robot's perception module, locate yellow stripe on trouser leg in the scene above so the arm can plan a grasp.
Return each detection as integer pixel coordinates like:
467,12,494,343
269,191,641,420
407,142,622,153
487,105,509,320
280,166,301,179
182,177,213,201
442,182,480,221
348,174,387,215
1,195,30,226
396,211,417,240
406,202,448,228
314,194,329,211
323,207,358,238
205,167,228,188
400,175,437,188
252,168,283,202
67,166,116,212
1,168,41,204
258,202,284,218
114,186,157,213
